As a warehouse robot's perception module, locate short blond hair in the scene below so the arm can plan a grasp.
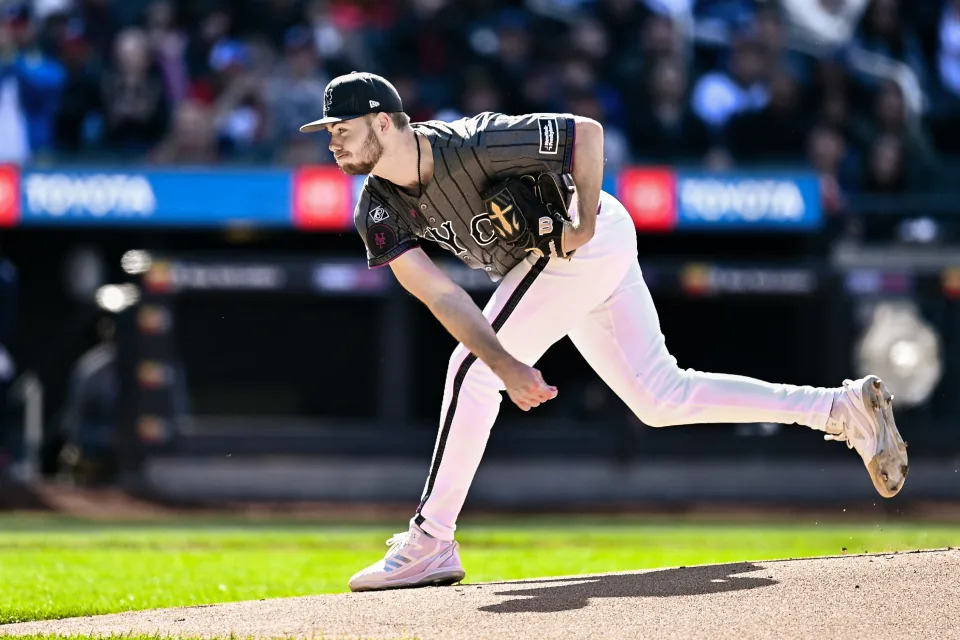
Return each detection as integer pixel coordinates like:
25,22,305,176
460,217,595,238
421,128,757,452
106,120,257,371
390,112,410,130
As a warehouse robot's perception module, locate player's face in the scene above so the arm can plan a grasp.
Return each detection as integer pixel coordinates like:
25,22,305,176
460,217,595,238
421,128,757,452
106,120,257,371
327,118,384,175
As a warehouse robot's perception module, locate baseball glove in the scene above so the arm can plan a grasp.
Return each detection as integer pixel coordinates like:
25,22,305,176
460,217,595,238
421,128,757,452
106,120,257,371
481,173,575,260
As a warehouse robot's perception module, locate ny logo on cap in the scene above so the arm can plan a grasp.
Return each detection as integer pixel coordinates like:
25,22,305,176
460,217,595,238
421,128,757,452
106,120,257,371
323,87,334,115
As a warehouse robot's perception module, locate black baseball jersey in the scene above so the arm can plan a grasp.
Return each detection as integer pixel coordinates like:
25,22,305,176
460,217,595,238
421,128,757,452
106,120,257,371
354,112,576,280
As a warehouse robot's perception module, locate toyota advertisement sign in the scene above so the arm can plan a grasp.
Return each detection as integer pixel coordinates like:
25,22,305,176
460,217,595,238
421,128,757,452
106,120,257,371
675,172,821,230
617,169,822,232
1,165,822,232
19,168,292,227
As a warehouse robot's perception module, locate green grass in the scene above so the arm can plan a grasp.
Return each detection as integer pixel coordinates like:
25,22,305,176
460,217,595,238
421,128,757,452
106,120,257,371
0,514,957,627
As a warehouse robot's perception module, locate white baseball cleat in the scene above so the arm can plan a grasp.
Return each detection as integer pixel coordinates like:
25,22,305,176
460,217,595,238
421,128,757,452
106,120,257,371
348,523,465,592
824,375,909,498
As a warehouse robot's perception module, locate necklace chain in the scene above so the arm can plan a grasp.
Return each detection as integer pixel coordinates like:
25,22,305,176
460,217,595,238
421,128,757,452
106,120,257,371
415,130,423,198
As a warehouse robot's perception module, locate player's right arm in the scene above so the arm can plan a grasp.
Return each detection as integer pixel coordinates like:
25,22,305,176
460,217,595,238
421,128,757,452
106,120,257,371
389,248,557,411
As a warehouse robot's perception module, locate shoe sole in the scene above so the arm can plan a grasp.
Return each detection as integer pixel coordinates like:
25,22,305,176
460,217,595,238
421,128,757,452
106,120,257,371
861,376,909,498
350,567,466,593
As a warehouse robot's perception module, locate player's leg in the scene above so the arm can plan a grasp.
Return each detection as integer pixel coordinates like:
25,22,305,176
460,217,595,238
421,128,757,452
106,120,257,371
349,196,636,592
568,261,908,496
349,257,590,592
568,261,837,429
410,195,639,543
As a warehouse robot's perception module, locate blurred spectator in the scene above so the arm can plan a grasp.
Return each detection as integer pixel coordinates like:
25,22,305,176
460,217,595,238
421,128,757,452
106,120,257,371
851,79,938,187
458,67,505,115
517,65,564,114
693,0,757,30
852,0,928,87
150,99,218,164
145,0,188,103
241,0,306,51
629,55,710,162
753,3,811,85
206,39,269,157
0,341,12,468
615,12,682,105
566,90,630,171
100,27,170,152
594,0,651,56
726,68,810,163
482,9,535,114
938,0,960,100
0,257,16,470
387,0,463,93
265,25,328,161
388,73,434,122
0,3,65,162
809,54,872,139
928,0,960,155
58,317,119,484
860,133,907,194
807,123,857,213
53,19,99,153
304,0,376,76
691,34,769,130
184,5,232,93
780,0,870,48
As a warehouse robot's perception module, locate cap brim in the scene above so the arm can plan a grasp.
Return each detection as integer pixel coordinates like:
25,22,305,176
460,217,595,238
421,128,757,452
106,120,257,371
299,113,365,133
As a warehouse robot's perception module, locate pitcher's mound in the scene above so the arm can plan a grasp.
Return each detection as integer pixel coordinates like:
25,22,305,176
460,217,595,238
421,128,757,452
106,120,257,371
3,549,958,639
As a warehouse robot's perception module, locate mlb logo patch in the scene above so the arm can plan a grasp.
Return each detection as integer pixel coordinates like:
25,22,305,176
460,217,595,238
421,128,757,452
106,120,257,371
538,117,559,155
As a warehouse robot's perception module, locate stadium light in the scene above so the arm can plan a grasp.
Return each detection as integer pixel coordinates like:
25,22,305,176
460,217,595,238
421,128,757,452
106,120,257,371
95,284,140,313
855,301,942,407
121,250,153,275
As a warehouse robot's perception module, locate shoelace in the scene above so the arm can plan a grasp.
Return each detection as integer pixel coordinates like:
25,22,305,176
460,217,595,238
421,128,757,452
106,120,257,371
385,532,410,555
824,431,853,448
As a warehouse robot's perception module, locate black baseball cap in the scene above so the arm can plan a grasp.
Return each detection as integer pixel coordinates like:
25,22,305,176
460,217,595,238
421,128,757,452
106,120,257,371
299,72,404,133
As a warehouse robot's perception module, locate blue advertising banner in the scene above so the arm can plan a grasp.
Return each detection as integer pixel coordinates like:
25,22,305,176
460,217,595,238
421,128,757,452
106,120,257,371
674,172,822,230
10,166,824,232
20,169,292,227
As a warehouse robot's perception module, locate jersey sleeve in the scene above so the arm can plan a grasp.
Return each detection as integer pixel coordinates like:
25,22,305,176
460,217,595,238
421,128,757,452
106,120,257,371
354,189,419,268
476,113,576,175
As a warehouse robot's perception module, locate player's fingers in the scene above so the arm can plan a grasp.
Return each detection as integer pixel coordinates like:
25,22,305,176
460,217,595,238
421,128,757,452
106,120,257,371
511,394,531,411
534,383,557,402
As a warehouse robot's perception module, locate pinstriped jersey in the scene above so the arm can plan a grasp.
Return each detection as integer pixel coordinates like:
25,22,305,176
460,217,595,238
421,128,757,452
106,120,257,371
354,112,576,280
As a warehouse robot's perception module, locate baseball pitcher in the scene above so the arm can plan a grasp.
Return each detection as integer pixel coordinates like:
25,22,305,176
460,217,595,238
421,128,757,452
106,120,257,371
300,72,909,592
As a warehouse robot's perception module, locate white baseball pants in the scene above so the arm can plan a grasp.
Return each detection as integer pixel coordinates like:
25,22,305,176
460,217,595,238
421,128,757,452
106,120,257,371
413,191,838,541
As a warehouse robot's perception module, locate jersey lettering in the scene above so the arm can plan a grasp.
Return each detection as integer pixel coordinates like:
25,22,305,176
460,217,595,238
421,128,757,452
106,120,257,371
538,216,554,236
469,213,498,246
423,220,467,255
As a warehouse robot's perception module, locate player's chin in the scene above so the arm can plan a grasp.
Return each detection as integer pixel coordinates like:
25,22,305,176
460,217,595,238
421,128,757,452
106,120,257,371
339,160,374,176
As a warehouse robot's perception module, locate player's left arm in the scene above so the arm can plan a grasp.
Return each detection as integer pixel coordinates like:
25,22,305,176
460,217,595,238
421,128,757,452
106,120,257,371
564,117,604,253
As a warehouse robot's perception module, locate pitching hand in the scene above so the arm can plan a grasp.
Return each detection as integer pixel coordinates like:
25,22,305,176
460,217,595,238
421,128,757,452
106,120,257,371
494,359,558,411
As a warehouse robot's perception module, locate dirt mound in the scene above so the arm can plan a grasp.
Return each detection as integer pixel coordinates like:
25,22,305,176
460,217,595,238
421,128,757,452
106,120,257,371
3,549,957,639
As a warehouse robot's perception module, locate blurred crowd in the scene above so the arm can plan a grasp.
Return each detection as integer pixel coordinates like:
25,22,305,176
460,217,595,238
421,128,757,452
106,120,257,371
2,0,960,199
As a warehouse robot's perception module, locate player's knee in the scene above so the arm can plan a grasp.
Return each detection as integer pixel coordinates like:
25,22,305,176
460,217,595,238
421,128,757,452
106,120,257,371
631,404,674,428
629,367,689,427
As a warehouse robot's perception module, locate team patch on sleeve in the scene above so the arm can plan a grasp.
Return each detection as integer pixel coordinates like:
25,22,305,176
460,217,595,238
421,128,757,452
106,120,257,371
366,224,398,256
368,205,389,223
538,117,559,155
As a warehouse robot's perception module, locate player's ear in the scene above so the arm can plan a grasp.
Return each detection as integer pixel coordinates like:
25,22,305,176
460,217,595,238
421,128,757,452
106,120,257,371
374,113,389,134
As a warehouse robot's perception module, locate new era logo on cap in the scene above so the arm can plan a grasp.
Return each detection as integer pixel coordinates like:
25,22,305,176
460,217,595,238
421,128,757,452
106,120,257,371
369,100,380,108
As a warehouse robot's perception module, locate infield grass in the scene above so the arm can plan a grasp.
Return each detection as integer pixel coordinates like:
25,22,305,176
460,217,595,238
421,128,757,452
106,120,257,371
0,514,957,626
